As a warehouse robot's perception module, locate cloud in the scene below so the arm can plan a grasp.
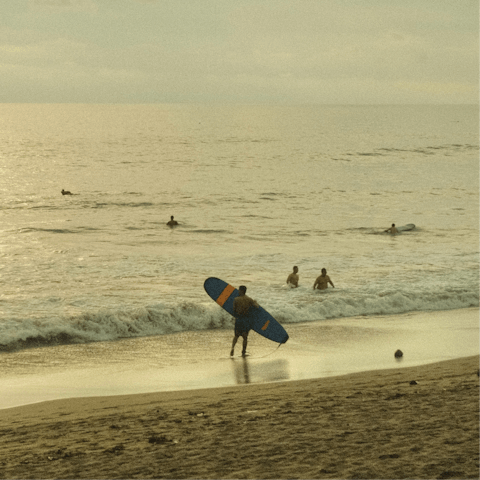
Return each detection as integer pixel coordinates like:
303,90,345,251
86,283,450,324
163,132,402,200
1,1,478,103
395,80,477,97
29,0,98,12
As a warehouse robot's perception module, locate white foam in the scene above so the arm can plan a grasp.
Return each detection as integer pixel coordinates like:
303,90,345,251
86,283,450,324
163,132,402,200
0,282,477,352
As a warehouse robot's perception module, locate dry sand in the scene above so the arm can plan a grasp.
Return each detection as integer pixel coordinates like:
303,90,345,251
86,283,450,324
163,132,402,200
0,355,478,479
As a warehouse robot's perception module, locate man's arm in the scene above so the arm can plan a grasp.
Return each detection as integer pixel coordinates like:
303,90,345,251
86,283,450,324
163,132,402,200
328,276,335,288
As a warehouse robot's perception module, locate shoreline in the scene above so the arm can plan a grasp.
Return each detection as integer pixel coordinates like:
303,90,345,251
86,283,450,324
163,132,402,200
0,307,478,411
0,355,478,479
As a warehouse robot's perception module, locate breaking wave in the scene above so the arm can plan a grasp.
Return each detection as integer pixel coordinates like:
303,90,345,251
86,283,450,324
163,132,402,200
0,285,477,353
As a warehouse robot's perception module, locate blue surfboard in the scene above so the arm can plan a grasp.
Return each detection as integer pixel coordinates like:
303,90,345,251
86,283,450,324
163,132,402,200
204,277,289,344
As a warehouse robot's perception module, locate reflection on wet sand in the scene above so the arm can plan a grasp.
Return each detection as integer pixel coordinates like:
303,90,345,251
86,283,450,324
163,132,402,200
232,358,289,385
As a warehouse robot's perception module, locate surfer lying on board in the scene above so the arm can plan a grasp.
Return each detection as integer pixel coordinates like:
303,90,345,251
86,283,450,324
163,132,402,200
61,189,73,195
231,285,259,357
166,215,179,227
313,268,335,290
286,266,299,288
385,223,398,234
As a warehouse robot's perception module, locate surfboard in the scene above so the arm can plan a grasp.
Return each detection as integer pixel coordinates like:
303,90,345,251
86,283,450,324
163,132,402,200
384,224,415,233
204,277,289,344
397,224,415,232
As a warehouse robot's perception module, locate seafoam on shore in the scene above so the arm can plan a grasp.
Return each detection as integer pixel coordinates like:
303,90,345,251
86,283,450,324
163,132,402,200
0,308,478,410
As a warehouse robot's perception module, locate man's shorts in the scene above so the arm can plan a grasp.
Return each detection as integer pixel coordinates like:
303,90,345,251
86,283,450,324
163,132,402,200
234,317,252,335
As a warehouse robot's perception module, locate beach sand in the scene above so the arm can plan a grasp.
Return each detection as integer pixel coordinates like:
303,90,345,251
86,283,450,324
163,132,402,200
0,355,477,479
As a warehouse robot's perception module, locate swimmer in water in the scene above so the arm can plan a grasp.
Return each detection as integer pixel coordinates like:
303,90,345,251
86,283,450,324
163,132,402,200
286,266,299,288
61,189,73,195
166,215,179,227
313,268,335,290
385,223,399,234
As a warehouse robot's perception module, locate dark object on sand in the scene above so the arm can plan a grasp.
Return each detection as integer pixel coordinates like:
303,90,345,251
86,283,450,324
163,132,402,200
410,380,418,385
394,349,403,358
61,189,73,195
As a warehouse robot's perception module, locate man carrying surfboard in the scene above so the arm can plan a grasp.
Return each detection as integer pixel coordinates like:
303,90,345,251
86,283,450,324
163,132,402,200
231,286,259,357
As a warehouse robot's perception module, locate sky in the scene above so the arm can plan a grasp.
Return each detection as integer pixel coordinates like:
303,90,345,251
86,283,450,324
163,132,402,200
0,0,478,104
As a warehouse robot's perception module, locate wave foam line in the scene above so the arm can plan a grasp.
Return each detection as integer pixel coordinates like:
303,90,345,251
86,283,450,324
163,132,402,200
0,288,477,352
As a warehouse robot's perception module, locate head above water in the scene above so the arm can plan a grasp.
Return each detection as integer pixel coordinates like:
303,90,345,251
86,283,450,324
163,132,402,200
321,268,327,275
239,285,247,294
171,216,175,220
293,266,298,273
392,223,395,227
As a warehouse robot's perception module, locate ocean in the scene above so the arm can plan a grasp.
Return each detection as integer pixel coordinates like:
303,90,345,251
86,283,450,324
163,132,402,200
0,104,478,351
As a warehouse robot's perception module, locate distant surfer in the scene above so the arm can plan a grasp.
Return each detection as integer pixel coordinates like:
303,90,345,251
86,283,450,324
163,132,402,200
286,266,299,288
61,189,73,195
231,285,259,357
313,268,335,290
166,215,179,227
385,223,398,234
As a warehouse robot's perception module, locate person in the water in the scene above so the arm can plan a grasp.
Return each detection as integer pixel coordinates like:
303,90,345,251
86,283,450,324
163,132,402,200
61,189,73,195
166,215,179,227
313,268,335,290
385,223,398,234
286,266,299,288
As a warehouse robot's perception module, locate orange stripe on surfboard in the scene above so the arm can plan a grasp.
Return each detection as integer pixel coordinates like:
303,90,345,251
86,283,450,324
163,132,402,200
261,320,270,331
216,284,235,307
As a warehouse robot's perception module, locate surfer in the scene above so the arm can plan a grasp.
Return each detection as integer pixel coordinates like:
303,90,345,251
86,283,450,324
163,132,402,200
166,215,179,227
313,268,335,290
385,223,398,234
286,266,299,288
61,189,73,195
231,285,259,357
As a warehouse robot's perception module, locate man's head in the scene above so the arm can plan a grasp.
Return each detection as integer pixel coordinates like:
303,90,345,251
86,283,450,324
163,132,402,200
171,216,174,220
392,223,395,227
321,268,327,275
239,285,247,294
293,266,298,273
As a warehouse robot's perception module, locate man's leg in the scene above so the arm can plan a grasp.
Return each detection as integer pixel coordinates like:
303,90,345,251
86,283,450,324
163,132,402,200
241,332,248,356
230,334,239,356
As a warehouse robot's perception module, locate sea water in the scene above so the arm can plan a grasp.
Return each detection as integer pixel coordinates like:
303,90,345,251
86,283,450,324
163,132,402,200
0,104,478,353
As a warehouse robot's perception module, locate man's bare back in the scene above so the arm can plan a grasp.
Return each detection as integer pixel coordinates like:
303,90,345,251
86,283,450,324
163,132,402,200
233,294,258,316
231,286,259,357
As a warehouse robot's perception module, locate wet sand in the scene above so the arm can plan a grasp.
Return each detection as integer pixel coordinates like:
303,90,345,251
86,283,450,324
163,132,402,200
1,308,478,410
0,355,478,479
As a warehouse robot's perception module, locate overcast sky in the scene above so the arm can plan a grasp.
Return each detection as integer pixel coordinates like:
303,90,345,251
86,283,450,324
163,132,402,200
0,0,478,104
